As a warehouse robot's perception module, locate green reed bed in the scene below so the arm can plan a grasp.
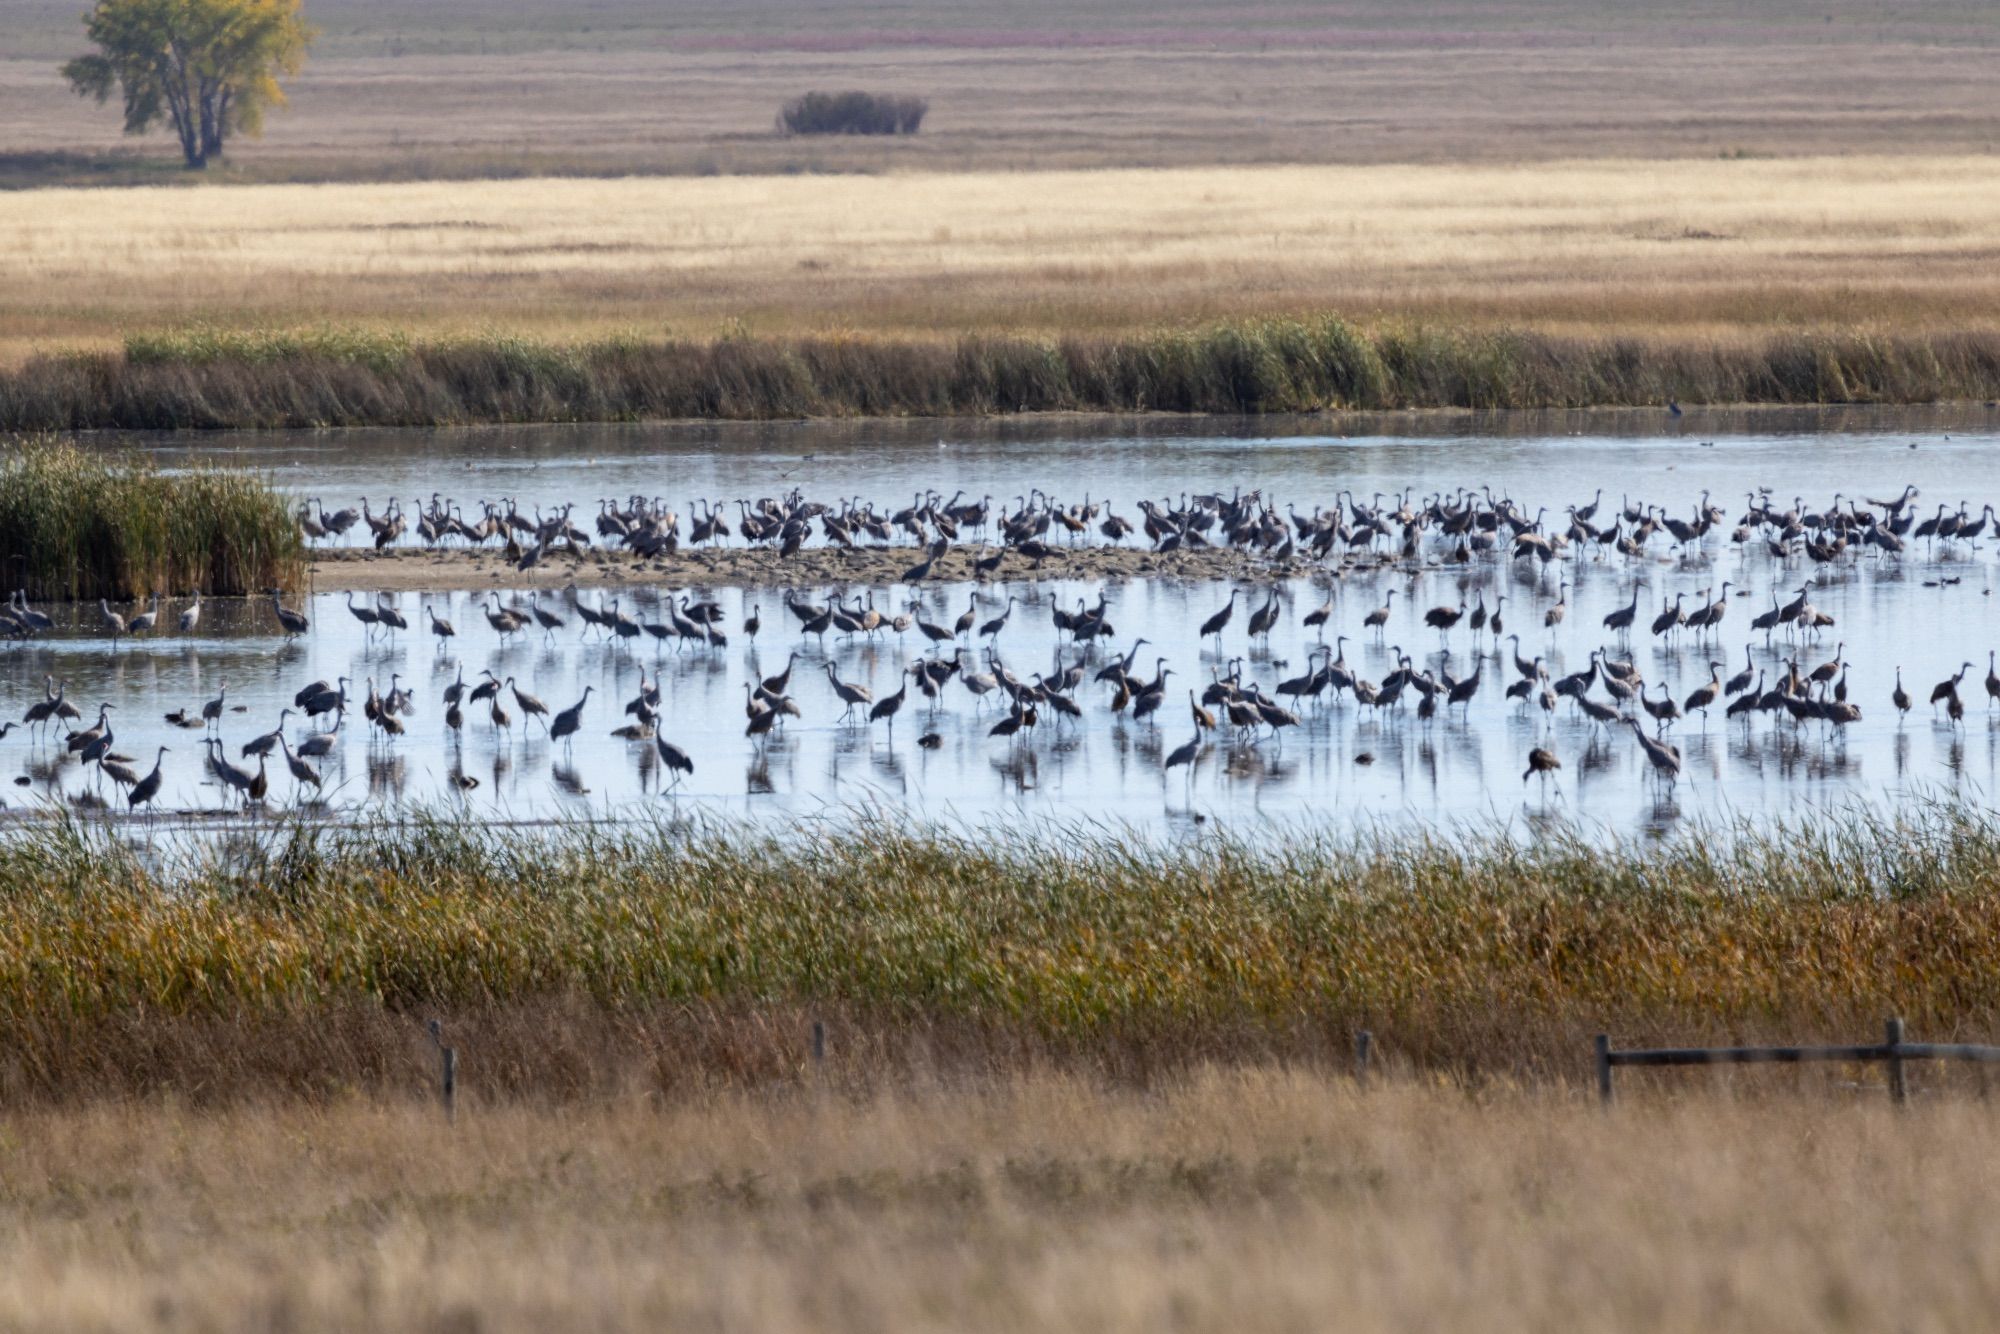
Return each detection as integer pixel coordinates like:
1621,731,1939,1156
4,320,1999,430
3,804,1999,1101
0,436,304,600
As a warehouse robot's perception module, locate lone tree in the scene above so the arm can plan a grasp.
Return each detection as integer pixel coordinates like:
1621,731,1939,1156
63,0,314,170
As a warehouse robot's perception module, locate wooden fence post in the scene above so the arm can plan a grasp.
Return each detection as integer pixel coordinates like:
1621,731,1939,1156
1595,1033,1614,1108
1885,1016,1906,1106
428,1019,456,1124
1354,1030,1373,1086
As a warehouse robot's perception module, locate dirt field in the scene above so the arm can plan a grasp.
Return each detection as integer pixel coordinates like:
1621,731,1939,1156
6,154,2000,361
5,0,1997,185
2,1071,1992,1333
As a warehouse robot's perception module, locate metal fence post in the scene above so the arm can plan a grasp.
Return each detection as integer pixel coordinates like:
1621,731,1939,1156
1595,1033,1614,1107
1354,1030,1373,1086
1886,1016,1906,1105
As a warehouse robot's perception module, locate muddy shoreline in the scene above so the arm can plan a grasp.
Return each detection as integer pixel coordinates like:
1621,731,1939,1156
306,542,1348,593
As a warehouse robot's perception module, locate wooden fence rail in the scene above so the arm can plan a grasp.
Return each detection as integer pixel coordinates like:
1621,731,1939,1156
1595,1018,2000,1106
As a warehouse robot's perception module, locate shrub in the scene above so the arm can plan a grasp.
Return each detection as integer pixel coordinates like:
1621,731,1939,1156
778,91,928,136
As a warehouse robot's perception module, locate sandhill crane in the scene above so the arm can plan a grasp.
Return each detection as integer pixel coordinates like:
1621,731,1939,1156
126,594,159,638
1544,581,1569,628
206,739,255,807
1198,589,1240,643
1246,589,1283,639
345,592,381,636
23,678,67,734
1425,601,1465,640
12,592,51,634
655,734,694,788
978,596,1018,639
426,604,455,644
1628,718,1682,786
1893,667,1911,718
298,714,341,759
1724,646,1754,697
549,687,593,744
1683,662,1724,720
1164,731,1203,780
826,664,874,720
128,746,168,813
241,709,293,759
1641,683,1681,731
1133,670,1171,723
1931,663,1972,716
271,592,309,637
1189,689,1216,731
870,672,911,733
1603,583,1642,634
98,599,128,648
1446,662,1482,710
1522,747,1561,791
177,590,202,634
278,735,320,798
508,678,550,732
1363,589,1397,635
1726,673,1765,720
202,681,227,730
530,592,566,638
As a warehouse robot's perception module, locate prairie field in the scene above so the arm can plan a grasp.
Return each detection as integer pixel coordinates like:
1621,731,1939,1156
5,155,2000,362
3,1074,1997,1333
4,0,1998,185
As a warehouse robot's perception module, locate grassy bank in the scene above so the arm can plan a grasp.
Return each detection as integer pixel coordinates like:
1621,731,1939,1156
0,437,304,599
2,1076,1990,1333
5,805,2000,1103
5,322,1999,429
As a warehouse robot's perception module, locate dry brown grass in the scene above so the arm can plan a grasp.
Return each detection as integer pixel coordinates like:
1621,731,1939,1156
2,1070,1995,1332
4,0,1997,187
4,155,2000,363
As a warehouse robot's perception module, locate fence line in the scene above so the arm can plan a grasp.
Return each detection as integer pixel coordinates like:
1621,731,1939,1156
1595,1017,2000,1106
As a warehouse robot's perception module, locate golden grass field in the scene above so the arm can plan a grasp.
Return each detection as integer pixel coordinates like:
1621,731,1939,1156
7,155,2000,362
3,1071,1995,1333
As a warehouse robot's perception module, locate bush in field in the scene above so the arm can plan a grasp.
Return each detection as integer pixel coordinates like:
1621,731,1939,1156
778,91,928,136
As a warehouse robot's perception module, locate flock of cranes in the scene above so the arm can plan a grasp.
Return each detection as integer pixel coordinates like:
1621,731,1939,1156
6,478,1996,816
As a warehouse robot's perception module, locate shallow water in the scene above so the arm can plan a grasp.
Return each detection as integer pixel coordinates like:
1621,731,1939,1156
24,403,2000,839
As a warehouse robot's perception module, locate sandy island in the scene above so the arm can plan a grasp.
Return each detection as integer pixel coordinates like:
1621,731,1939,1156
304,542,1366,594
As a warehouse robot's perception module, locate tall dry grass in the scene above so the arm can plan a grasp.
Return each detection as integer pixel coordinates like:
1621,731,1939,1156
0,436,304,598
5,806,2000,1102
4,321,1996,428
1,1072,1995,1332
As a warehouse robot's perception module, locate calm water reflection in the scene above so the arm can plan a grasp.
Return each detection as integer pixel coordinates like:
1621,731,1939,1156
19,403,2000,839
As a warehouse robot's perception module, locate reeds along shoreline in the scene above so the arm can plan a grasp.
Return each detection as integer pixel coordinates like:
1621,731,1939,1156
0,438,305,600
4,322,2000,430
5,805,2000,1103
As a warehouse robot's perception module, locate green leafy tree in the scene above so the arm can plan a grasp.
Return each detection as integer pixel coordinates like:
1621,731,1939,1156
63,0,314,170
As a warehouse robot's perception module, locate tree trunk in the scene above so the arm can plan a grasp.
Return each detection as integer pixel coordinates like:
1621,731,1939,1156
164,48,205,169
198,81,226,163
